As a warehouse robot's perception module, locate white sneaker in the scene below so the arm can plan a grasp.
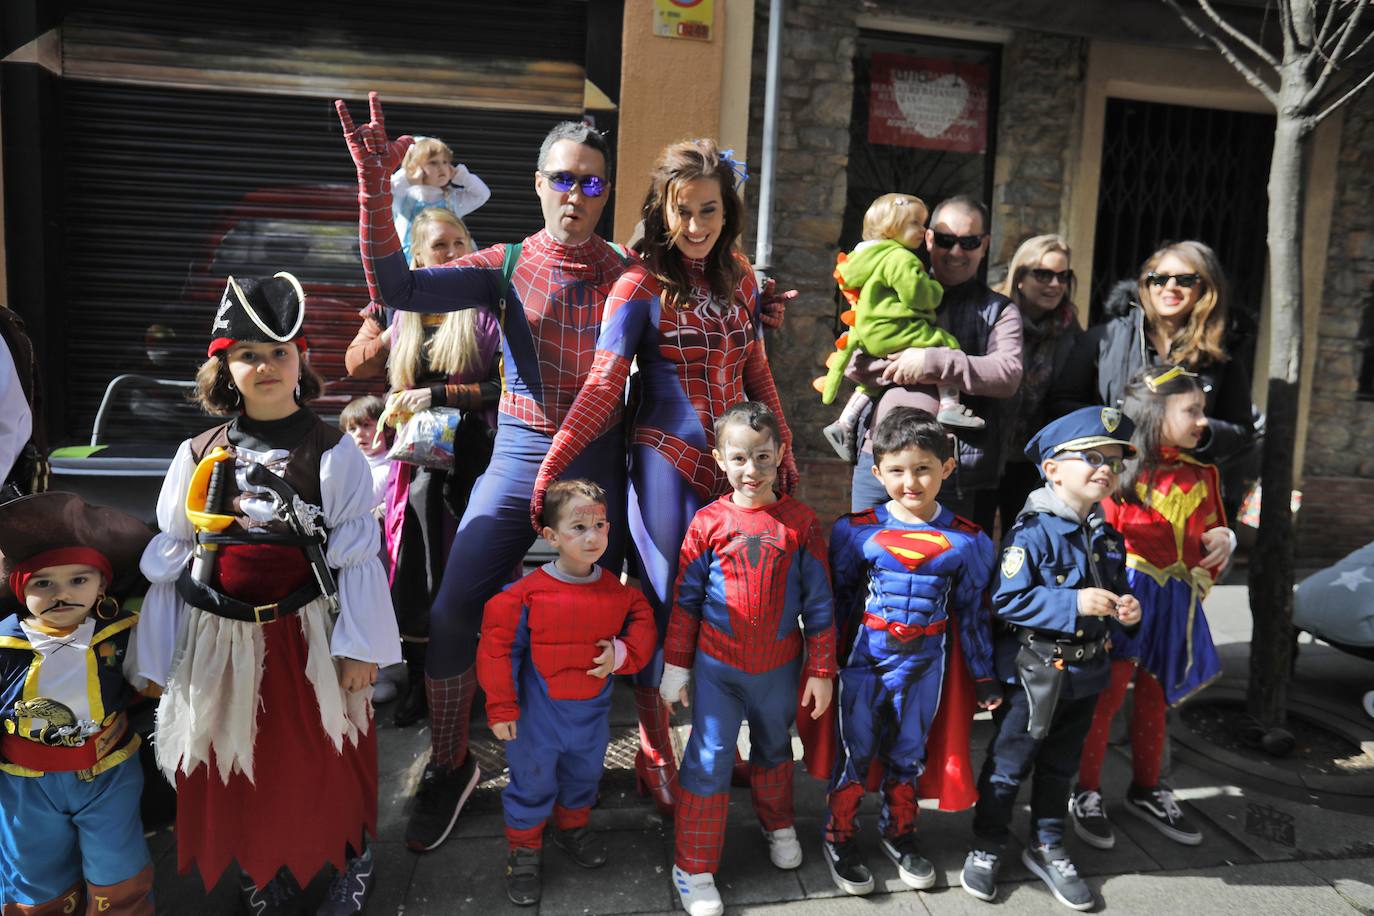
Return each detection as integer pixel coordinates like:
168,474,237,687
763,826,803,869
672,866,724,916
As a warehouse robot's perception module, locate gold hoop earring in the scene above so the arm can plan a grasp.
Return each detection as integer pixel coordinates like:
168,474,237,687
95,594,120,620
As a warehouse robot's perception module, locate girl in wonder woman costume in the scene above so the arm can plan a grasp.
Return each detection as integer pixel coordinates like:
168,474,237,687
136,272,401,916
1069,365,1236,852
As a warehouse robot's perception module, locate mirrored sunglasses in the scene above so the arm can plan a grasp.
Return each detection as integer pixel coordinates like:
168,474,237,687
1146,272,1202,288
1029,268,1074,285
540,170,608,198
931,231,986,251
1055,450,1127,474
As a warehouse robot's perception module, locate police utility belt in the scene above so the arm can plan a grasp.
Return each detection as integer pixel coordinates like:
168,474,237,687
1014,626,1107,664
1011,626,1107,741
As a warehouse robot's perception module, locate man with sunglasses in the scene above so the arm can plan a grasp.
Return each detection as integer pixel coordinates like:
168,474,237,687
846,195,1024,534
338,94,640,854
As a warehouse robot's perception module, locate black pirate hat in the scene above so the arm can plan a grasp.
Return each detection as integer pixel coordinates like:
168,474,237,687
207,272,309,357
0,493,154,603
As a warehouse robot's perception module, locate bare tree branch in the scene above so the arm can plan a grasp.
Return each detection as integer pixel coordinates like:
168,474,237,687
1306,0,1372,106
1162,0,1280,104
1198,0,1280,67
1313,64,1374,123
1316,0,1343,48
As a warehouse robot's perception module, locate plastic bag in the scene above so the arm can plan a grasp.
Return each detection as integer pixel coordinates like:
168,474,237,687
385,407,460,469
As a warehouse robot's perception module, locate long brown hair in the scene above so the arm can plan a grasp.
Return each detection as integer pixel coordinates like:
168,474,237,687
1115,365,1206,505
1137,240,1230,368
639,139,746,308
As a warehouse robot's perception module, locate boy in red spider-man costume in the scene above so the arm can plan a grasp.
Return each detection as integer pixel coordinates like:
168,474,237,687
477,479,657,907
659,402,836,916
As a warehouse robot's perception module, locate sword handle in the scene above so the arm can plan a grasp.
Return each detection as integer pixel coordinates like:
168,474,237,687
191,461,230,582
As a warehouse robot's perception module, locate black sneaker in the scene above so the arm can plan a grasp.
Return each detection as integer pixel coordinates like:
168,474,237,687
505,847,542,906
550,826,608,869
880,833,936,890
238,866,302,916
318,847,375,916
960,848,1000,902
1125,784,1202,845
1069,787,1116,850
1022,844,1094,911
405,756,481,852
823,838,875,896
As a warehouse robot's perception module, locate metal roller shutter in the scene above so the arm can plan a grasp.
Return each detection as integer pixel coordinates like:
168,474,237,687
54,0,595,444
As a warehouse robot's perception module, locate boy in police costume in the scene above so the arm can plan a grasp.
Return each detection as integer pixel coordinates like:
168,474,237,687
960,407,1141,912
0,492,155,915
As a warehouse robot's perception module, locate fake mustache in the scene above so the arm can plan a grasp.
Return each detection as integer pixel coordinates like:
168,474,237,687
42,602,83,613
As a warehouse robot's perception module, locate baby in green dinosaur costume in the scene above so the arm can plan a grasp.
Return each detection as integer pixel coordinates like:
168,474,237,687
820,193,984,462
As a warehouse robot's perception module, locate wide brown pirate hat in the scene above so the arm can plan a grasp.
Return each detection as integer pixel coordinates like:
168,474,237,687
0,492,154,604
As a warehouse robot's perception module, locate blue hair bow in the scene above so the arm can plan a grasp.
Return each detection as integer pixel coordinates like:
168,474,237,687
719,148,748,190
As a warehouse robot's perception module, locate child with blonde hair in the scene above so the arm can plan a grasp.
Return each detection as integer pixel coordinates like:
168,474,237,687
391,136,490,262
819,193,982,462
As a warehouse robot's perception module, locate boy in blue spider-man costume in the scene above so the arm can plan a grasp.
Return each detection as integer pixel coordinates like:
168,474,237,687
821,407,1001,897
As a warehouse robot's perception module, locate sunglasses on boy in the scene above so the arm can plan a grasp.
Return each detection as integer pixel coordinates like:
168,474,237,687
1054,450,1127,474
930,231,987,251
539,170,608,198
1146,272,1202,289
1029,268,1074,285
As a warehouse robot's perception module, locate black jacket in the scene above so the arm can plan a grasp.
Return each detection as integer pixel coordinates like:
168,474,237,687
1048,305,1255,463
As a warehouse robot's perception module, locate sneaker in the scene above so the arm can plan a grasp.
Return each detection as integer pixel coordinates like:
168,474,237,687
959,848,1000,902
880,833,936,890
318,847,375,916
823,838,875,896
1022,844,1094,911
1069,787,1115,850
1125,784,1202,845
550,826,608,869
505,847,542,907
237,866,301,916
937,406,986,429
763,826,803,870
822,421,857,464
404,755,481,852
672,865,724,916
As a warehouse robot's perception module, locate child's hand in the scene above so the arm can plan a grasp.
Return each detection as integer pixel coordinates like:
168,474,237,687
492,721,517,741
1199,527,1237,572
660,663,692,711
338,659,378,693
1077,587,1122,617
975,679,1003,710
587,639,616,678
880,347,927,386
801,676,834,719
1115,594,1142,626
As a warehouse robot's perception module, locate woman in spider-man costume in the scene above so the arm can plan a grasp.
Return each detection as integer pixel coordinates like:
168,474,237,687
531,139,798,816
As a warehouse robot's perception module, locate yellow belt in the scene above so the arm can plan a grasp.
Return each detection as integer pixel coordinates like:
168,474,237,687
1125,554,1214,690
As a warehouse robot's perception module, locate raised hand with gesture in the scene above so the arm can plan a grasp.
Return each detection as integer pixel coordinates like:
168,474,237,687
335,92,413,300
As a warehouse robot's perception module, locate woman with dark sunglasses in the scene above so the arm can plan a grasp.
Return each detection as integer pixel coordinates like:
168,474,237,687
1050,240,1256,516
994,235,1084,527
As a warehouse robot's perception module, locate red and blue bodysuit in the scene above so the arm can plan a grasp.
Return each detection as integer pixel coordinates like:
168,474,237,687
477,563,656,849
663,495,835,875
823,503,996,844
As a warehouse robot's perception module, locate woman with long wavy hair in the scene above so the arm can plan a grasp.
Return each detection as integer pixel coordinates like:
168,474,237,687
530,139,797,828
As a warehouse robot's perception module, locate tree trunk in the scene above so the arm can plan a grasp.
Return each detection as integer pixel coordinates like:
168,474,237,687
1246,89,1311,728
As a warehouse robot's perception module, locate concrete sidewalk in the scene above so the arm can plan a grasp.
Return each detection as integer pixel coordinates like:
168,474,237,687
151,584,1374,914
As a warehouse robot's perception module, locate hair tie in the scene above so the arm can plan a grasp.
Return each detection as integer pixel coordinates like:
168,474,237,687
719,149,748,190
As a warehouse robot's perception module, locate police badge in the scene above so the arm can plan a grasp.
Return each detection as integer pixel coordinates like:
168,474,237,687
1002,545,1026,579
1101,407,1122,433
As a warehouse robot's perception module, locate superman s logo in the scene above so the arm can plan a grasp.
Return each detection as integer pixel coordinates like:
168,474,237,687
874,529,953,571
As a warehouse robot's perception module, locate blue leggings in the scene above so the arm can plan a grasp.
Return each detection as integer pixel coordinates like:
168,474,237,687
626,444,708,688
679,654,800,797
427,419,626,678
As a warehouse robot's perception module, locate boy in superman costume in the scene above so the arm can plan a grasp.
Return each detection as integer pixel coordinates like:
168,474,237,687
818,407,1000,896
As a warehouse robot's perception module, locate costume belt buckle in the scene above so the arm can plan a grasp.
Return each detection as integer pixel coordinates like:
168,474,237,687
253,602,279,624
886,621,920,642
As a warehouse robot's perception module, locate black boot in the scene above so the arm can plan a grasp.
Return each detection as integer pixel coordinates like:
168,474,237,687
394,643,429,728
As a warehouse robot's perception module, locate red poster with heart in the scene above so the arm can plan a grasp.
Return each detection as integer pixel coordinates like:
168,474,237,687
868,52,989,153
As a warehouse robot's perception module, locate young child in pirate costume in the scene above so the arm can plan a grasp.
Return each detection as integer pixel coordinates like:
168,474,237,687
134,272,402,916
0,492,155,915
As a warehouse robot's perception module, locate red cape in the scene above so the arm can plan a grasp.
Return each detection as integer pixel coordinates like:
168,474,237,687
798,615,979,812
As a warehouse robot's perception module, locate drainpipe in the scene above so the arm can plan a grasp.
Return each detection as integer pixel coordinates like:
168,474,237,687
754,0,783,277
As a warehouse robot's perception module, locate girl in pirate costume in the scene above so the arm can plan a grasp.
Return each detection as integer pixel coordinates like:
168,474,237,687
0,493,154,915
1070,366,1236,853
134,273,402,915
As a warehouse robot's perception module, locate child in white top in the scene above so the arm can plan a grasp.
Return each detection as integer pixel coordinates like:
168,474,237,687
391,136,490,262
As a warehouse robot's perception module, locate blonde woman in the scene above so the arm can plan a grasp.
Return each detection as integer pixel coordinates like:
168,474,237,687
345,208,501,727
994,234,1082,524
